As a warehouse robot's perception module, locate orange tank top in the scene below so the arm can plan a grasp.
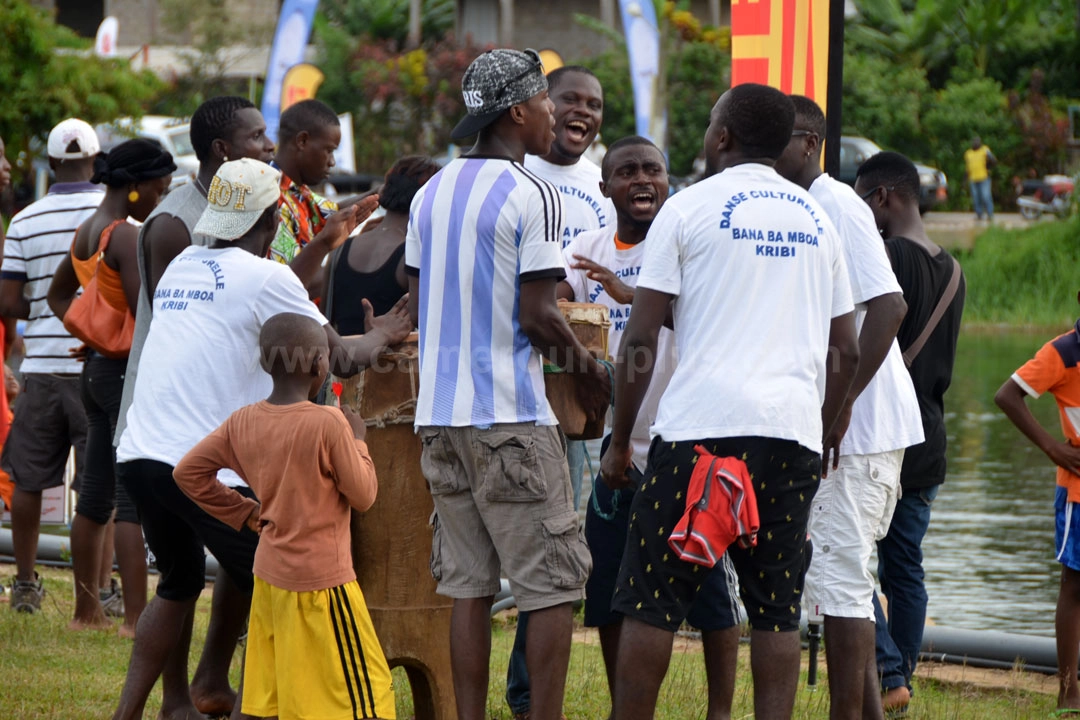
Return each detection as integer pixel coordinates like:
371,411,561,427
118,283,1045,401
71,219,130,313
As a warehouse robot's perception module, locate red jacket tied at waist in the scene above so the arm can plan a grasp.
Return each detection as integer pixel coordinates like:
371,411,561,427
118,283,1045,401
668,445,760,567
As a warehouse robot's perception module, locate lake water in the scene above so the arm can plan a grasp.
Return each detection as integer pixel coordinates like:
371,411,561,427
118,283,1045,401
924,327,1067,636
583,326,1069,637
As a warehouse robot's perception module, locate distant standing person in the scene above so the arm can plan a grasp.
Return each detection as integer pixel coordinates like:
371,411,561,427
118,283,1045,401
174,312,396,720
855,151,966,715
406,48,609,720
963,135,996,222
47,139,175,636
775,96,923,720
995,294,1080,718
599,83,859,720
324,155,441,331
562,135,743,720
0,119,101,614
271,99,378,299
524,64,615,513
508,63,616,720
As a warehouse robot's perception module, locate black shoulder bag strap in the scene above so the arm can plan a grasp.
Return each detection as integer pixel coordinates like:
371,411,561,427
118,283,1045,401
903,255,961,368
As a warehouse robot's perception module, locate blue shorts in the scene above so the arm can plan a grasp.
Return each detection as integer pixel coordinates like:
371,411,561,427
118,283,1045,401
583,436,742,631
1055,486,1080,572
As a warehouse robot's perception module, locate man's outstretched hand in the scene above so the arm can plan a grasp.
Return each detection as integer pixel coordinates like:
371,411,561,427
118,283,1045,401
365,294,413,346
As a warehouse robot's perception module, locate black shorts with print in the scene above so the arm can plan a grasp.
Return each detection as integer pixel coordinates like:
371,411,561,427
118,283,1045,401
611,435,821,633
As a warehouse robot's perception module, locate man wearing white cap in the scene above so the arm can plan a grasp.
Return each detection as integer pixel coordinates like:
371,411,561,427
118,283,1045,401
0,118,102,613
111,158,410,720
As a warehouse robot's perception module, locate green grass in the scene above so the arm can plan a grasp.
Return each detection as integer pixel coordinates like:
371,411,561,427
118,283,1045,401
957,216,1080,328
0,567,1061,719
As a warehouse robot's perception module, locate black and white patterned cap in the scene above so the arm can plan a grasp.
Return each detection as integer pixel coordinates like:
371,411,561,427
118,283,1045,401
451,48,547,140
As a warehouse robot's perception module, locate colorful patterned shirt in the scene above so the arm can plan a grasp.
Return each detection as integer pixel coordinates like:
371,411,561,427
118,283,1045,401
270,170,338,264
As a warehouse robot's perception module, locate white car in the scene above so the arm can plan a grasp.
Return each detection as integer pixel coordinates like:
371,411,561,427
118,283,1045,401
95,116,199,190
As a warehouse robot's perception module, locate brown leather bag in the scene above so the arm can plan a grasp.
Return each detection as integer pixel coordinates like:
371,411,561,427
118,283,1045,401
62,220,135,359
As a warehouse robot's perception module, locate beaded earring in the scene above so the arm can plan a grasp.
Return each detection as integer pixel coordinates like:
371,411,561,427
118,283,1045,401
128,190,140,204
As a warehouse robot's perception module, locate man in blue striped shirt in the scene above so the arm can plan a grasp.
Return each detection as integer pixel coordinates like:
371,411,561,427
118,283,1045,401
406,48,610,720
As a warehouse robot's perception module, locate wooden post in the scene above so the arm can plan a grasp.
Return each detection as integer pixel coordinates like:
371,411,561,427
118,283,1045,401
601,0,616,27
499,0,514,46
408,0,422,48
708,0,721,26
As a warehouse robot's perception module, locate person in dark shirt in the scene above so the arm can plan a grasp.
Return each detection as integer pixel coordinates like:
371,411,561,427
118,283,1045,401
855,151,966,714
324,155,440,333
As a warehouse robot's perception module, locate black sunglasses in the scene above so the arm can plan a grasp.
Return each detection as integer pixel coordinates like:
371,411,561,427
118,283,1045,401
859,185,894,202
494,48,544,101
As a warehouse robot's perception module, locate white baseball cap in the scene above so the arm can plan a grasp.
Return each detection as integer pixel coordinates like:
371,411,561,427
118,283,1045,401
193,158,282,241
47,119,101,160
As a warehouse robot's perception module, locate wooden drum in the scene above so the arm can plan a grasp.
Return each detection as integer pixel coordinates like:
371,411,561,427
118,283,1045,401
337,332,456,720
544,302,611,440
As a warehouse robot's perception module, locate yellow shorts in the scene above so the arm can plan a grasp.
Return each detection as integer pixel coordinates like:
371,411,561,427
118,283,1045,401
242,576,396,719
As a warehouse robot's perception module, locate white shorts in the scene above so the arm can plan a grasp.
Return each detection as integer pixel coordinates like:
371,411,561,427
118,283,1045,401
804,449,904,621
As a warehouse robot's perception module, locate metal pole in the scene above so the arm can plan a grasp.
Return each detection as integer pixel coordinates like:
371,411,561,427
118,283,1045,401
823,0,845,178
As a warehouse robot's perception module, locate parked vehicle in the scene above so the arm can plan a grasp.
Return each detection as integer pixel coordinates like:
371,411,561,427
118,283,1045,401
837,136,948,213
1015,174,1074,220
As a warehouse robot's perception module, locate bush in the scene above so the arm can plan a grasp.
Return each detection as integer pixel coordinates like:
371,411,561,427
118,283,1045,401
955,216,1080,327
841,52,930,158
0,0,163,182
317,33,487,173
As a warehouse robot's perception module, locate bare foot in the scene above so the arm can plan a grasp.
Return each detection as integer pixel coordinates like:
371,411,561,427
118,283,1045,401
118,623,137,639
191,688,237,718
68,617,114,632
157,706,209,720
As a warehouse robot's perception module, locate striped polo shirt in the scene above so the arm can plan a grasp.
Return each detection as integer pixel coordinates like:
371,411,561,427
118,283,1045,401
1,182,103,374
405,156,565,427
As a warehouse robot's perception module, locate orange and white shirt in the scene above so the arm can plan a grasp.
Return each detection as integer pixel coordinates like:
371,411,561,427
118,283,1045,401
1012,321,1080,500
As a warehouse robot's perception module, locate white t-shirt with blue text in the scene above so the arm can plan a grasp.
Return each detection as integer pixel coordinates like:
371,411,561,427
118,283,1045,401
638,163,853,454
562,226,676,470
525,155,615,248
809,174,924,456
116,245,326,486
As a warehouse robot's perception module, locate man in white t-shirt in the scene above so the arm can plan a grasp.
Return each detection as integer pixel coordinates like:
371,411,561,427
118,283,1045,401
406,49,609,720
508,63,616,719
559,135,742,720
112,159,409,720
775,95,923,720
523,65,615,507
599,83,860,720
0,119,102,613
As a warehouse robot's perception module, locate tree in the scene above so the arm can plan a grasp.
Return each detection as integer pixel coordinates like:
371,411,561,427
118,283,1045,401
0,0,163,180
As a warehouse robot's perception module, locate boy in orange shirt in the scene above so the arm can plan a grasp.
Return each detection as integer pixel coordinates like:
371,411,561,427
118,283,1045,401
996,298,1080,717
173,311,395,719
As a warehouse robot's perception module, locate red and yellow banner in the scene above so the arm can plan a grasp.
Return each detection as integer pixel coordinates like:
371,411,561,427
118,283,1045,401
730,0,831,107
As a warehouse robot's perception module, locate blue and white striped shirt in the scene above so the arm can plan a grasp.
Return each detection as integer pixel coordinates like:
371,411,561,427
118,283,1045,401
405,157,565,427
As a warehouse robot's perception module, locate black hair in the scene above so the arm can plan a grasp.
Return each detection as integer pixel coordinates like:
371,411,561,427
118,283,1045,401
789,95,826,138
601,135,664,181
717,83,795,159
259,312,327,377
856,151,920,203
91,138,176,188
547,65,599,94
278,99,340,143
190,96,257,163
380,155,442,213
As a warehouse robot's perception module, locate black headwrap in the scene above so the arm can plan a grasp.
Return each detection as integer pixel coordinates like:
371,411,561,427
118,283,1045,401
92,138,177,188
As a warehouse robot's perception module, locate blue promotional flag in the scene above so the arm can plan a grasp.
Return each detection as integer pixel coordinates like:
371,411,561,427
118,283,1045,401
262,0,321,143
617,0,662,143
